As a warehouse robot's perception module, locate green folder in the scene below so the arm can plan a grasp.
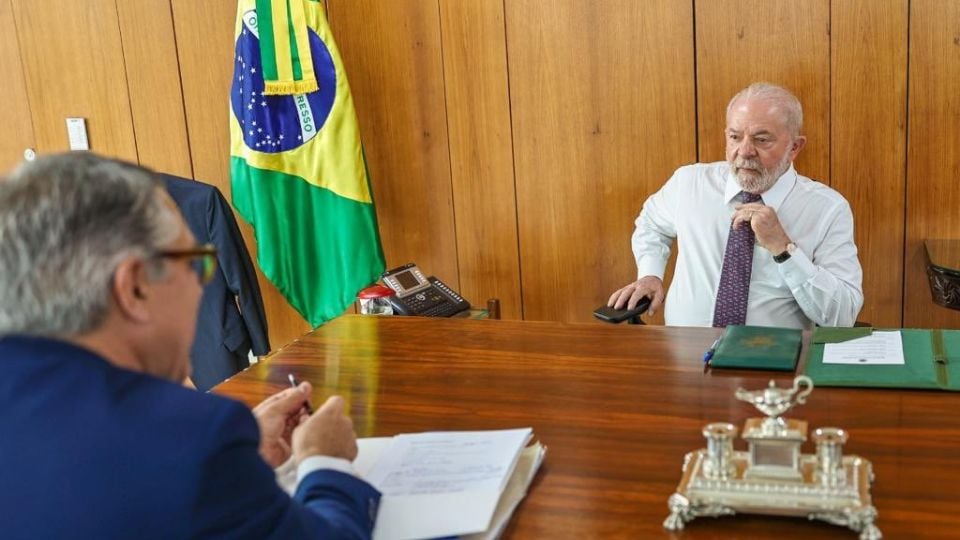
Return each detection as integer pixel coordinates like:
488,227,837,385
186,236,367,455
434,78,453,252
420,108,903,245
710,325,802,371
802,328,960,391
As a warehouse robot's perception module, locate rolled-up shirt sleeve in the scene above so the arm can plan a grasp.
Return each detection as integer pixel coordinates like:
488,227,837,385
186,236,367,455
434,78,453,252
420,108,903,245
778,199,864,327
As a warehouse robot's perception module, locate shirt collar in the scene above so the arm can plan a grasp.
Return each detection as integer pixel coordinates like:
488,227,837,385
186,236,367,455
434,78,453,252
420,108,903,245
724,163,797,211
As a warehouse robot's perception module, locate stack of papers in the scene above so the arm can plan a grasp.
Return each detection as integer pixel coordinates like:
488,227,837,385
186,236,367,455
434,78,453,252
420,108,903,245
277,427,546,540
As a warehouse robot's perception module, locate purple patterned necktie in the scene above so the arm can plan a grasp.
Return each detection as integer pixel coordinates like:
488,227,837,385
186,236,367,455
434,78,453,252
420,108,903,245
712,191,763,327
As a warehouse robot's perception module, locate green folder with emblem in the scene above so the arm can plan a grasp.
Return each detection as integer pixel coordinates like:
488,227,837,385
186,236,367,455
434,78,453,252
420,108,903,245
802,327,960,391
710,325,802,371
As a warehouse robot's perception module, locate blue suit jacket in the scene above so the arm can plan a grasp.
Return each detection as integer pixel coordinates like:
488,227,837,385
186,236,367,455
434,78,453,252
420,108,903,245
162,175,270,391
0,336,380,539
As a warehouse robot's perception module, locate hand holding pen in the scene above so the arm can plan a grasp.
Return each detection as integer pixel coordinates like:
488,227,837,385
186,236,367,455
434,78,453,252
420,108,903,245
288,373,314,415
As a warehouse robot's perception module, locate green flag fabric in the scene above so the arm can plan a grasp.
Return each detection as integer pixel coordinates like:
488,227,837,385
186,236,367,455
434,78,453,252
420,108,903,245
230,0,384,327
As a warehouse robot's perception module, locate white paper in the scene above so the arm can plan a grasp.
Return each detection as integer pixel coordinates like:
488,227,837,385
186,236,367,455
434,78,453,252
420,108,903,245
462,443,547,540
822,331,905,365
366,428,532,496
365,428,532,540
274,428,539,540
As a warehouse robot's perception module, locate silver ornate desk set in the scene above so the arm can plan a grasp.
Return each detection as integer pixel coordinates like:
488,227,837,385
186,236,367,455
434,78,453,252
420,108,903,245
663,375,881,539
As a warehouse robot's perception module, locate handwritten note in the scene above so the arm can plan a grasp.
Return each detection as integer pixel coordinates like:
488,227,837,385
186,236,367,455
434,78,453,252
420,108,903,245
822,331,905,365
365,428,531,496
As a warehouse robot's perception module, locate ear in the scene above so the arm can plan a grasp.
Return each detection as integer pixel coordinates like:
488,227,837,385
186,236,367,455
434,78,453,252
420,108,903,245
111,257,153,324
789,135,807,159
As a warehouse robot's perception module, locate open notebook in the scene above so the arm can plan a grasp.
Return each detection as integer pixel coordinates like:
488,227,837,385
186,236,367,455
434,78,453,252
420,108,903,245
276,428,546,540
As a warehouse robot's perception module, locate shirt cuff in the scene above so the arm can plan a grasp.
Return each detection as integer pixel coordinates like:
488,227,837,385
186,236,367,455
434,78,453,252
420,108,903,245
777,246,817,289
637,257,668,281
296,455,356,483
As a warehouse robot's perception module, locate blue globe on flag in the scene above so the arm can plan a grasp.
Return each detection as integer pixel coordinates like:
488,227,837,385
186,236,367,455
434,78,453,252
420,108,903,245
230,10,336,154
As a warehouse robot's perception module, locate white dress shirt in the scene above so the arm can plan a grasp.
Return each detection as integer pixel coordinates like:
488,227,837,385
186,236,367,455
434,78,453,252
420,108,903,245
632,162,863,329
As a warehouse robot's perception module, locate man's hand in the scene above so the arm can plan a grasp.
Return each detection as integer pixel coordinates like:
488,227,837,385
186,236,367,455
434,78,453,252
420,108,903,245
608,275,665,315
252,382,313,468
732,202,791,254
292,396,359,465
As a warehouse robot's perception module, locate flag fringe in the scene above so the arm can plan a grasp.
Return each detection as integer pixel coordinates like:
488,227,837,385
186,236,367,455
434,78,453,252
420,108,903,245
262,79,319,96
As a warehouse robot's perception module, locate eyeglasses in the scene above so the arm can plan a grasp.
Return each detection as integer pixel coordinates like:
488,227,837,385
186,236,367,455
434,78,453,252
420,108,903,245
155,244,218,285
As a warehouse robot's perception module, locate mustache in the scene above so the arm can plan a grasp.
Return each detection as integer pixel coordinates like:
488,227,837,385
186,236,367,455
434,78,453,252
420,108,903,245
731,157,761,170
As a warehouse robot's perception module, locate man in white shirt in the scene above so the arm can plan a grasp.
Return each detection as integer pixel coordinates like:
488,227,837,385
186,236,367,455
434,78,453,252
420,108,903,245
608,83,863,329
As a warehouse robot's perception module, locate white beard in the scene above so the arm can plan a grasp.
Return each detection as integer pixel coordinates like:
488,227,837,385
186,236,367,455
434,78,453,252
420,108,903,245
730,152,792,194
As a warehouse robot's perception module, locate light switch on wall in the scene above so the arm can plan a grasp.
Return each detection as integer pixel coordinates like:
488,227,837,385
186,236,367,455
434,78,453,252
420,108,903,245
65,118,89,150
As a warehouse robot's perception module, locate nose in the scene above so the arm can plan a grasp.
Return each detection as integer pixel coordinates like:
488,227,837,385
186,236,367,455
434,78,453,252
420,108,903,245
736,138,758,158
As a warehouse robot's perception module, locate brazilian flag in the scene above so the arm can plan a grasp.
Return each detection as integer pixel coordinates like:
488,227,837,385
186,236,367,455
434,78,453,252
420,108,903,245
229,0,384,327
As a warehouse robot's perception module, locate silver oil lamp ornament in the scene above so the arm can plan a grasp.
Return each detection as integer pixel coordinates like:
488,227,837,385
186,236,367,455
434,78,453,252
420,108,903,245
663,376,881,539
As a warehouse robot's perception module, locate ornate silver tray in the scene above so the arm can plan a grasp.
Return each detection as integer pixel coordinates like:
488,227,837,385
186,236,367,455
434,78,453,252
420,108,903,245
663,376,882,539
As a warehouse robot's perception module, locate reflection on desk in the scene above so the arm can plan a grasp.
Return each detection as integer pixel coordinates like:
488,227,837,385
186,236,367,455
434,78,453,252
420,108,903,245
214,315,960,539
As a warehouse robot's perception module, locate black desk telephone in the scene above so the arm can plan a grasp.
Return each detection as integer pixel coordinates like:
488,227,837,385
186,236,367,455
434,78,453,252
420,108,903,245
381,263,470,317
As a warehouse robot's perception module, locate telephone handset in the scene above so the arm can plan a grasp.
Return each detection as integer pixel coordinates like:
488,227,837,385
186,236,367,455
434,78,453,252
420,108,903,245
381,263,470,317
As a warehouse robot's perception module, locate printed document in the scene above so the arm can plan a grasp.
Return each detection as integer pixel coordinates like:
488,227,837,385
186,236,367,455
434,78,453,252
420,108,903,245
822,331,905,365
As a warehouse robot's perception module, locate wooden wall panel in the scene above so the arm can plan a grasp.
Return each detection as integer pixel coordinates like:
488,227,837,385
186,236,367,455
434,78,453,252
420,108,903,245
831,0,908,327
12,0,137,161
904,0,960,328
438,0,522,319
117,0,193,178
6,0,959,345
328,0,460,290
696,0,830,184
0,0,34,173
506,0,696,322
171,0,310,350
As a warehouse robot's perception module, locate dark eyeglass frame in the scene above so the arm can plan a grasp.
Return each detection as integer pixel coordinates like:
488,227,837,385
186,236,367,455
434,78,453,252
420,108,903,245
155,244,218,285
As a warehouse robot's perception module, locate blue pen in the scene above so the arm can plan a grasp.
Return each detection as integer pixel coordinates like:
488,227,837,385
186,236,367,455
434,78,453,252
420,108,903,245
703,335,722,366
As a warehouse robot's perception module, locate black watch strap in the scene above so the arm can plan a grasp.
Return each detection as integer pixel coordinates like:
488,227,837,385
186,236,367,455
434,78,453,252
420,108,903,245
773,250,792,263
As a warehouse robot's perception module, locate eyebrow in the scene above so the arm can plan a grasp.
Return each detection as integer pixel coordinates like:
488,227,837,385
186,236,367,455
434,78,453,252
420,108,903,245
726,128,775,137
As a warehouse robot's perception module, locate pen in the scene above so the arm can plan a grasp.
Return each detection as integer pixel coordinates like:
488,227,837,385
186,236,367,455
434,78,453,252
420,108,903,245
288,373,314,415
703,335,722,368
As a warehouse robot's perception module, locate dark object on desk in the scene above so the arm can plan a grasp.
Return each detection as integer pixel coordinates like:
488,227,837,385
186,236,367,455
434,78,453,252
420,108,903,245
162,174,270,390
486,298,502,320
709,325,802,371
381,263,470,317
925,239,960,310
593,297,651,324
804,327,960,391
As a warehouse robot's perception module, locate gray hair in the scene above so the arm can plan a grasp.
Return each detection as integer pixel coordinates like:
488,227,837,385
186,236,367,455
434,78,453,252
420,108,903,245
0,152,181,337
726,82,804,136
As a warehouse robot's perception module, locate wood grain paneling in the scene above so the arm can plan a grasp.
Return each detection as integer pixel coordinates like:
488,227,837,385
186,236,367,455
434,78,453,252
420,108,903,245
328,0,459,289
171,0,310,349
117,0,192,178
12,0,137,161
170,0,235,191
831,0,908,327
438,1,522,319
696,0,830,183
904,0,960,328
7,0,959,344
0,0,34,173
506,0,696,322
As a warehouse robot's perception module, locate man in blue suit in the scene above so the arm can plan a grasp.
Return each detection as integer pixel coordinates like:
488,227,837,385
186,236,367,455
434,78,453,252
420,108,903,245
0,153,380,539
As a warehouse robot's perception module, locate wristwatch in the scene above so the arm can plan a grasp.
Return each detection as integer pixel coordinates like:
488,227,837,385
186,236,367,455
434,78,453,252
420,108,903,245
773,242,796,264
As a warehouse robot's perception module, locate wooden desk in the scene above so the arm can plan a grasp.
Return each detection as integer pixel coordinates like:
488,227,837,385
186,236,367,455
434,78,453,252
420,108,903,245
215,315,960,539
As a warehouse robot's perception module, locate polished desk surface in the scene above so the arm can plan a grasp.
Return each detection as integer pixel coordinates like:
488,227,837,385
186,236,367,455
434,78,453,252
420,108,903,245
215,315,960,539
